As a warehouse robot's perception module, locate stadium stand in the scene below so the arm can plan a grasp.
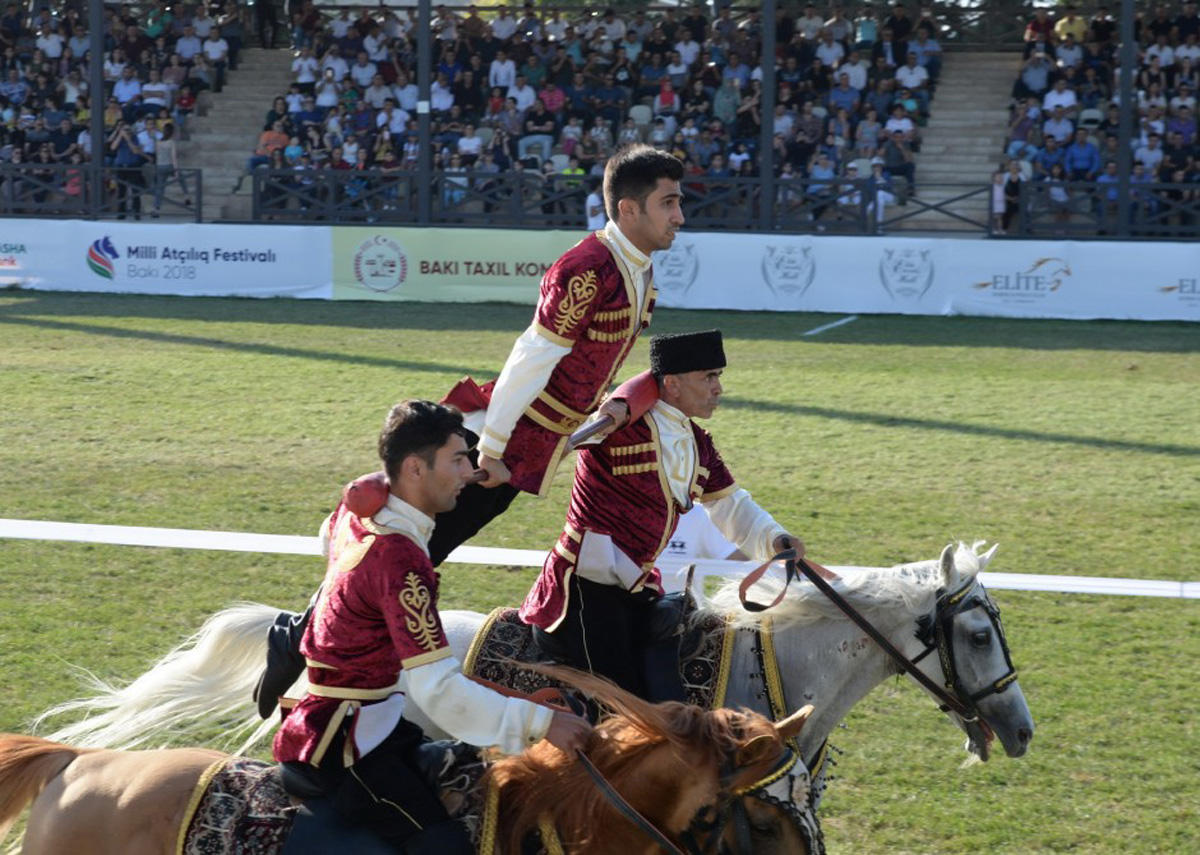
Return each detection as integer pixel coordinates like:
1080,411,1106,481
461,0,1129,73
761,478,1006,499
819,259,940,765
998,2,1199,235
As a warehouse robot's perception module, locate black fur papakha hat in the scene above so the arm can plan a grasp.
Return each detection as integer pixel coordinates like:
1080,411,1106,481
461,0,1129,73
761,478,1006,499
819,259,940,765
649,330,726,376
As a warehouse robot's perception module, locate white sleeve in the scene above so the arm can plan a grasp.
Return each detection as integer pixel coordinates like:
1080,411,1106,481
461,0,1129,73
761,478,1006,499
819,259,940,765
701,487,787,562
405,654,555,755
476,324,571,459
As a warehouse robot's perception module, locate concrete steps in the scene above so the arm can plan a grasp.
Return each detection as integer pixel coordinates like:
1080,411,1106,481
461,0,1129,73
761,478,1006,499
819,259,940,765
177,47,294,221
894,51,1016,232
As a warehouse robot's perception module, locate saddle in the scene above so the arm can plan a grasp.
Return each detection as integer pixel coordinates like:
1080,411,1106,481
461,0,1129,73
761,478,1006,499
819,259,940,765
180,750,488,855
463,603,734,712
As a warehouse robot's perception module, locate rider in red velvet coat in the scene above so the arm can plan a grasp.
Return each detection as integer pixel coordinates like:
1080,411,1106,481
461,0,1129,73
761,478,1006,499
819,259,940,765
519,331,807,701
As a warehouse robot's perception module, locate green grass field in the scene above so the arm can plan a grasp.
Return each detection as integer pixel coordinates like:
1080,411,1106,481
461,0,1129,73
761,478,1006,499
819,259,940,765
1,291,1197,853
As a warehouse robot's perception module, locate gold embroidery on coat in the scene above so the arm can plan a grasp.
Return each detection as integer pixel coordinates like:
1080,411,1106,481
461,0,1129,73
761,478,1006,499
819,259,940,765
553,269,599,336
399,572,441,651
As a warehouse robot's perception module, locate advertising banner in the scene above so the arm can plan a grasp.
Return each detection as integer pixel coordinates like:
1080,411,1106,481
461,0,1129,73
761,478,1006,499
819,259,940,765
651,233,1200,322
0,220,331,298
331,227,580,303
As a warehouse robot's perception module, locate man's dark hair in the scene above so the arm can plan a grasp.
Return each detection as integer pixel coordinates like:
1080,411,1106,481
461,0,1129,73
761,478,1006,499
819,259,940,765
377,400,465,482
603,143,684,221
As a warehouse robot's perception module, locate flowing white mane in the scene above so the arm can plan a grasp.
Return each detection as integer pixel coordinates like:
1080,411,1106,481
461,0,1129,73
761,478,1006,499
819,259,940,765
700,542,993,630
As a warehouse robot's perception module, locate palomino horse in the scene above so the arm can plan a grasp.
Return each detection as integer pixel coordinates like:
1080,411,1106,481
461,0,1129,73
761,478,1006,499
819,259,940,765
37,542,1033,843
3,669,812,855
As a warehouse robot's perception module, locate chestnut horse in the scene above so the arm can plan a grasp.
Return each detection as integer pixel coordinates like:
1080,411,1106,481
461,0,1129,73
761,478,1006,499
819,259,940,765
2,669,811,855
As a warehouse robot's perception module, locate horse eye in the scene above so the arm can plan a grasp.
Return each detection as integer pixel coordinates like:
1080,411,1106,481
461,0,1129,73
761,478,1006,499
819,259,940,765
970,629,991,647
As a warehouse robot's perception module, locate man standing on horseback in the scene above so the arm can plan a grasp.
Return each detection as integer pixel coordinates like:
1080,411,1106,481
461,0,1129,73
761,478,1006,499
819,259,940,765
257,145,684,715
520,330,835,702
273,401,591,853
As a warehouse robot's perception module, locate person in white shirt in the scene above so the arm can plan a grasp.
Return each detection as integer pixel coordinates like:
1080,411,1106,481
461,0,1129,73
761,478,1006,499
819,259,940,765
35,28,64,59
377,100,411,135
292,47,319,92
585,177,606,229
328,9,353,39
202,29,229,92
320,46,349,83
491,6,518,41
1042,78,1078,117
192,7,216,38
675,35,701,67
489,50,516,89
797,4,826,40
456,123,483,162
507,74,536,111
349,51,378,89
839,50,869,91
430,73,455,112
544,9,568,42
815,29,845,67
392,72,419,112
363,74,393,110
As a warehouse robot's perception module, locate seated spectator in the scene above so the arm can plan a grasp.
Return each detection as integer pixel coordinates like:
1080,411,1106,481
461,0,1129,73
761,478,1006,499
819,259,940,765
235,119,290,191
855,106,883,156
507,73,536,111
1033,134,1066,179
1014,52,1053,100
815,29,845,68
1168,105,1197,145
1054,5,1088,44
518,98,556,161
1043,78,1079,118
839,49,870,91
1022,8,1055,58
894,52,930,115
1042,105,1075,144
202,28,229,94
1007,102,1041,160
175,25,202,63
884,103,920,148
871,26,906,72
881,128,916,195
827,71,861,115
909,26,943,83
1134,133,1165,174
1064,127,1101,180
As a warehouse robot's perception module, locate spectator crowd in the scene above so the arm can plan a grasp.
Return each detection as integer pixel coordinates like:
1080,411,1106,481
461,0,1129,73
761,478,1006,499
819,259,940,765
997,2,1199,233
246,1,949,227
0,0,250,214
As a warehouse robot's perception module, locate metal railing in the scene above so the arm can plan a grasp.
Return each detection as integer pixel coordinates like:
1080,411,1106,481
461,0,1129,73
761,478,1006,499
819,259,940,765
1018,180,1200,239
0,164,202,222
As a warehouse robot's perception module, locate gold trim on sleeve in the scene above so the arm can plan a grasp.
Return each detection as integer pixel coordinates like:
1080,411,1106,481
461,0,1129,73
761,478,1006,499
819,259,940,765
534,320,574,348
535,391,588,423
612,462,658,476
700,483,738,502
400,646,454,670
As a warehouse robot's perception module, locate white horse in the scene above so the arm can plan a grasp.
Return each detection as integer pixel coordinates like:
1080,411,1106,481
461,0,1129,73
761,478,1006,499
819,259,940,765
37,542,1033,794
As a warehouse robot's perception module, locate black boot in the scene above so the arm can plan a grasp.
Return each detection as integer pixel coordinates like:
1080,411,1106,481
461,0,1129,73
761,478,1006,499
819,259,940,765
254,604,313,718
641,593,690,703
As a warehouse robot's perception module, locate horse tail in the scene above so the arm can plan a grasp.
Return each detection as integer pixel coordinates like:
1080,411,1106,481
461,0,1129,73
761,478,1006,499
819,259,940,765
32,602,284,753
0,734,85,842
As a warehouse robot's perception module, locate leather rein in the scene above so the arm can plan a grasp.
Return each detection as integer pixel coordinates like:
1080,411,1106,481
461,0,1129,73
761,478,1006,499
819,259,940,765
739,547,1020,723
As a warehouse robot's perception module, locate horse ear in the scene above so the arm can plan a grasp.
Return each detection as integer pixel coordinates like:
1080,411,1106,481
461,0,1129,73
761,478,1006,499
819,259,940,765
978,542,999,569
774,704,813,741
939,543,957,589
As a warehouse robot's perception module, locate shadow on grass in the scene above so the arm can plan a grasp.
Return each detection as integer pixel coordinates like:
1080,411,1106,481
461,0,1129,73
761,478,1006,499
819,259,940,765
723,397,1200,457
0,314,486,377
1,291,1197,353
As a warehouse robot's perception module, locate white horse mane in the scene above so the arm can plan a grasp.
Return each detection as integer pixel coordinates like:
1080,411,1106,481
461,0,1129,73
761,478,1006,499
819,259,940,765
699,541,994,630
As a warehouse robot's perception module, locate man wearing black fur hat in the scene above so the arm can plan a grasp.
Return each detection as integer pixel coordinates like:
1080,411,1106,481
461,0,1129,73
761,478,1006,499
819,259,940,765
519,330,824,701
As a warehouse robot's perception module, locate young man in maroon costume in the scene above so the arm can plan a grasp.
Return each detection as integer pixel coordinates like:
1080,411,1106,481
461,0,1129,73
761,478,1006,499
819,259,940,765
432,142,686,563
520,331,834,701
273,401,590,853
256,145,685,716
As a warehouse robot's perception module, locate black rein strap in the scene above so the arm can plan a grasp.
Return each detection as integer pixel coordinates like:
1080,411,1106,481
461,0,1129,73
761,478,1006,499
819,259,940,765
742,549,974,720
575,749,688,855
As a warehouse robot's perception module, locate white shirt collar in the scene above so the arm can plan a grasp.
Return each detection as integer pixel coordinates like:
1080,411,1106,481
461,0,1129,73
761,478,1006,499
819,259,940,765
651,398,690,430
604,220,652,274
372,493,436,554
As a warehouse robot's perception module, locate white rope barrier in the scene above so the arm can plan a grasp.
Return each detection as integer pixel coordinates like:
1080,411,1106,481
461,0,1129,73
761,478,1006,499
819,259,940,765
0,517,1195,600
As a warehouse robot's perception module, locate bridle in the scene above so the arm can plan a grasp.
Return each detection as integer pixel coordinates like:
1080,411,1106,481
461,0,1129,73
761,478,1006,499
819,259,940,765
741,547,1020,724
576,734,800,855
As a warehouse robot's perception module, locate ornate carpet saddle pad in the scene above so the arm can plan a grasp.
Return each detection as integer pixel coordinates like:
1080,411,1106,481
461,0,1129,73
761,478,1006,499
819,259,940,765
462,607,735,710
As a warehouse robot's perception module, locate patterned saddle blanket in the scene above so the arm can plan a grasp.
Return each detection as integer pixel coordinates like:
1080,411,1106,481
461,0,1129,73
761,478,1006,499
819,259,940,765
180,754,491,855
462,607,735,711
